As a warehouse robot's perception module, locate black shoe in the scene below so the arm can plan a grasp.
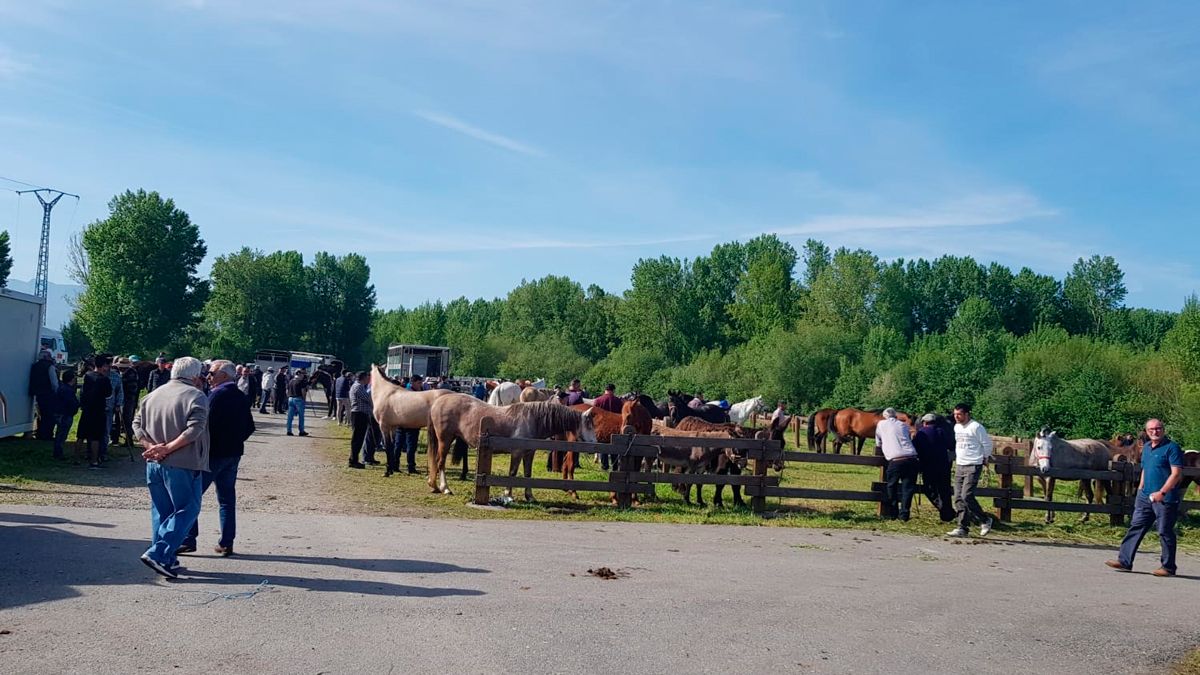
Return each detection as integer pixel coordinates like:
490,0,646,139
407,467,419,475
287,431,294,436
363,459,380,465
140,554,178,579
348,462,366,469
176,544,197,555
298,431,309,437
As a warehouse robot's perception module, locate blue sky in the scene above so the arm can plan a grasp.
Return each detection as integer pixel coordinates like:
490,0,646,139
1,1,1197,312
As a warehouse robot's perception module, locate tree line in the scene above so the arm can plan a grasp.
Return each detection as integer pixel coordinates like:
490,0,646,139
59,189,1200,446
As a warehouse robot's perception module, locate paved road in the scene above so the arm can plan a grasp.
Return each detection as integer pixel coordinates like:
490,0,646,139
1,503,1197,674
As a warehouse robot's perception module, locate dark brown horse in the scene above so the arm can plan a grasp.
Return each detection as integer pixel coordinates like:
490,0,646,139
831,408,915,455
806,408,837,453
676,414,787,508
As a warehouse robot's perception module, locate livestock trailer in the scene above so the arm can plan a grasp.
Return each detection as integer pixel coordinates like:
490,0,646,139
253,349,340,374
385,344,451,381
0,289,45,438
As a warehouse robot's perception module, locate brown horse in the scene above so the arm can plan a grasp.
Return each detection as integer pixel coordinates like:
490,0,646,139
553,400,655,501
370,365,456,490
831,408,915,455
806,408,837,453
675,415,786,508
429,396,596,501
1029,427,1114,524
650,425,743,507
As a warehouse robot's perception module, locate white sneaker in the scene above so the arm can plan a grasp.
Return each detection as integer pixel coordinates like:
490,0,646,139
979,518,994,537
946,528,968,538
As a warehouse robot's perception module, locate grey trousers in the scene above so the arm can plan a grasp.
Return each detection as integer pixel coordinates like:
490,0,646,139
954,464,990,528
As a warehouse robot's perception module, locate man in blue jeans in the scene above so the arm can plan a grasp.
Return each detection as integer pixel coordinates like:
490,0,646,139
180,360,255,557
286,369,310,437
132,356,210,579
1107,418,1185,577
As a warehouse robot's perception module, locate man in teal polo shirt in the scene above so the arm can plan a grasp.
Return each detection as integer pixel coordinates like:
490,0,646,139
1106,418,1185,577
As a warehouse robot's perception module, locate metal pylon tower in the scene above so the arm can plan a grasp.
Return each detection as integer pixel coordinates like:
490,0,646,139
16,187,79,324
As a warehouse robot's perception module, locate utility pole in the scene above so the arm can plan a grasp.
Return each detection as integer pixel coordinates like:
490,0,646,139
16,187,80,325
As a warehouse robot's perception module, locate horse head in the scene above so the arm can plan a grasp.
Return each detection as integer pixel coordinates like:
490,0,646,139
577,407,598,443
1033,427,1057,473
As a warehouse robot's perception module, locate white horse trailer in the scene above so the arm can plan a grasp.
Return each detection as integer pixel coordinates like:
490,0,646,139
0,289,45,438
385,344,451,381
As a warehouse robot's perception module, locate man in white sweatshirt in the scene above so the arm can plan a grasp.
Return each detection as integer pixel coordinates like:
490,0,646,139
948,402,994,537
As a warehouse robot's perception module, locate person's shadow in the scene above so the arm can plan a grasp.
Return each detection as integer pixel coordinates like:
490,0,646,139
0,514,488,610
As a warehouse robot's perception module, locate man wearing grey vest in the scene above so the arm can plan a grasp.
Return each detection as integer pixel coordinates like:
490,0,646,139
133,356,210,579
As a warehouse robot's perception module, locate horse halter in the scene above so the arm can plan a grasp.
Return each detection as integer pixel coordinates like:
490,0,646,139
1033,435,1053,471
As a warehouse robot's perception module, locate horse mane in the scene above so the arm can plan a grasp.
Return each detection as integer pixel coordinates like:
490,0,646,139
504,401,584,438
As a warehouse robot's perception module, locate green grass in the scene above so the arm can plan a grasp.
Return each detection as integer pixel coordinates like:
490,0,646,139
321,424,1200,550
1175,649,1200,675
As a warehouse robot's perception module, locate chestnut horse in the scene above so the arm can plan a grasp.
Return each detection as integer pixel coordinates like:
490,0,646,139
431,396,597,501
831,408,915,455
552,401,653,499
806,408,837,453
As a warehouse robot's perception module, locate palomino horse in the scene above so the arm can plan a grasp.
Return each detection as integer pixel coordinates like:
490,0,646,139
728,396,765,425
1029,427,1114,524
831,408,915,455
806,408,837,453
519,386,555,403
431,397,596,502
369,365,456,488
487,381,522,406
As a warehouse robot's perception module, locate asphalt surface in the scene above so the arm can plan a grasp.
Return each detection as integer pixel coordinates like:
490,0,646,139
1,503,1197,674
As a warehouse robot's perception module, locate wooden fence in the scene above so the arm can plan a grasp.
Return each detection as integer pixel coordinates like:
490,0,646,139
472,417,1200,522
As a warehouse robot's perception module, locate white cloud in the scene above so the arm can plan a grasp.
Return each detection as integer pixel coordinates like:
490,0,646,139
413,110,546,158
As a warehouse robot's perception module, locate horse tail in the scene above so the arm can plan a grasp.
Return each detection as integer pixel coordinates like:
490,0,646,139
806,412,817,451
452,437,468,465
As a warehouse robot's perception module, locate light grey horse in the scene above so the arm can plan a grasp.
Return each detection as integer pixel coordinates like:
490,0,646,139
1029,427,1113,524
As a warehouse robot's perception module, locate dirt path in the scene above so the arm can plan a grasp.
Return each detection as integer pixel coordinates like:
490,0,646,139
0,401,354,514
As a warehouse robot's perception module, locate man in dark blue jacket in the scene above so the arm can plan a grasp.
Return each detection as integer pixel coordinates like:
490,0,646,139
52,370,80,460
29,349,58,440
913,413,956,522
180,359,255,557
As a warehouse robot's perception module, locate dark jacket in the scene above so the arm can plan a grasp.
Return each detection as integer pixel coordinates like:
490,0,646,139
121,368,141,400
29,359,57,397
207,382,255,459
274,372,289,393
54,383,80,418
80,370,113,411
147,367,171,393
335,375,351,398
287,376,308,399
914,425,950,465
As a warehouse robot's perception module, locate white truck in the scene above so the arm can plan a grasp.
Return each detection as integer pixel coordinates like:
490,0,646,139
0,288,46,438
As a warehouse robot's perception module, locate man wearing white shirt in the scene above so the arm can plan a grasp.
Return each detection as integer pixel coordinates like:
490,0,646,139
875,408,919,521
948,403,994,538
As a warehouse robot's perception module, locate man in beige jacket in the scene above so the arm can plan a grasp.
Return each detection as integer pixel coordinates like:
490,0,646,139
132,356,209,579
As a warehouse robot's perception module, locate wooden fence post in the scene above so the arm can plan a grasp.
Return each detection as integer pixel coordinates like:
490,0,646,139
751,434,769,513
473,417,494,506
794,416,801,450
615,425,636,509
1107,460,1129,526
994,450,1013,522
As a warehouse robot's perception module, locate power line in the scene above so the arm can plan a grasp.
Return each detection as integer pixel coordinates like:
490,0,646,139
0,175,48,191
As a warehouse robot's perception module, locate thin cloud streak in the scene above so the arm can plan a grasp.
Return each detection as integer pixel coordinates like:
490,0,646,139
413,110,547,157
768,191,1058,236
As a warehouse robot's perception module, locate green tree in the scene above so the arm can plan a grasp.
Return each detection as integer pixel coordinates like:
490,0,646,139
1010,267,1062,334
1063,255,1126,335
303,252,377,367
498,334,591,388
61,315,93,358
1103,307,1176,349
201,248,307,362
800,238,831,289
806,248,879,333
0,230,11,288
1164,295,1200,383
618,256,693,362
583,344,670,395
500,276,584,338
572,285,622,362
728,236,800,339
74,190,208,355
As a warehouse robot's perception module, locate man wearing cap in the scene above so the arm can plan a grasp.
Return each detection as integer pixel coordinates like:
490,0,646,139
913,413,956,522
285,369,309,437
28,348,58,440
875,408,920,521
260,367,276,414
115,357,141,447
104,355,124,459
147,356,171,393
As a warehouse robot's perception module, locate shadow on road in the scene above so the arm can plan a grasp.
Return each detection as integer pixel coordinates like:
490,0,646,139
0,519,487,610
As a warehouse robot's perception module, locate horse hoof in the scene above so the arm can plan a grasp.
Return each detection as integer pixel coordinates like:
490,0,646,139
442,488,453,495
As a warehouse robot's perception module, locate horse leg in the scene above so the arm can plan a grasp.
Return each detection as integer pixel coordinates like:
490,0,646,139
732,463,746,508
505,452,521,500
856,436,866,456
1080,480,1095,523
380,422,396,477
564,451,578,500
1045,477,1056,524
427,428,443,492
523,451,535,502
430,430,452,495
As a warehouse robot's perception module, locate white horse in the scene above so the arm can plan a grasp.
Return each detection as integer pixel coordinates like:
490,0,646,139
487,381,522,406
728,396,765,425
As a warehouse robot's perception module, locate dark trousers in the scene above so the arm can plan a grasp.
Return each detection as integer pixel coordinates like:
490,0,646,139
53,412,75,459
35,393,55,440
954,464,990,528
364,417,382,463
393,428,420,471
350,411,370,464
885,457,919,520
183,455,241,550
121,397,138,445
1118,492,1179,573
916,449,956,521
273,389,286,413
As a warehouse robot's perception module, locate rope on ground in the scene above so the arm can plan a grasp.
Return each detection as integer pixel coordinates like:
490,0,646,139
173,579,275,606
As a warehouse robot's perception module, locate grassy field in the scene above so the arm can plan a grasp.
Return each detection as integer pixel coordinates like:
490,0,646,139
322,423,1200,551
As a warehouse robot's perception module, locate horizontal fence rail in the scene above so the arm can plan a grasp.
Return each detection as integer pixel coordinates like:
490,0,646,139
470,416,1200,521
